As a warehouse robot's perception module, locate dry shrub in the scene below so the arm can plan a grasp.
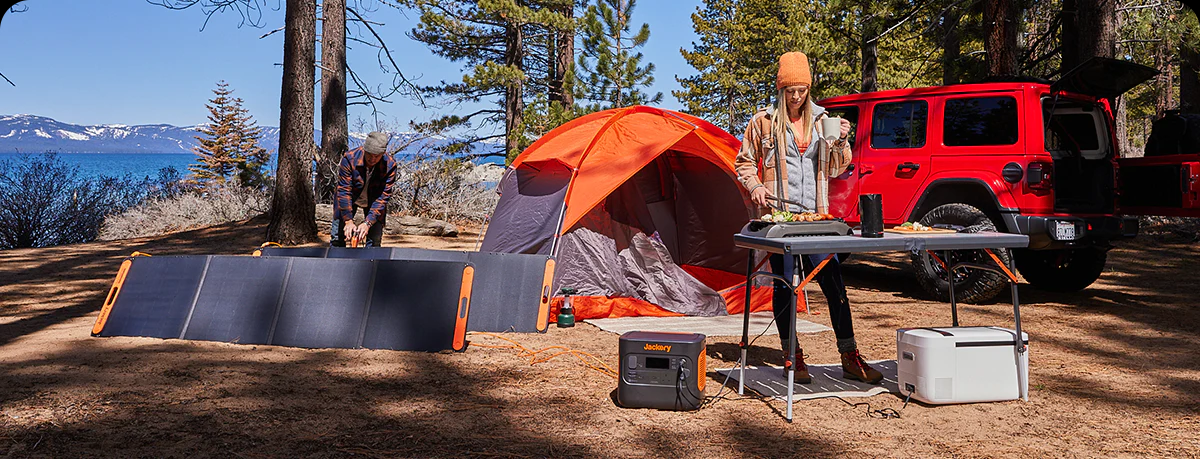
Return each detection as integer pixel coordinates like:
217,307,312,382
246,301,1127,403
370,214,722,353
100,187,269,240
387,159,502,224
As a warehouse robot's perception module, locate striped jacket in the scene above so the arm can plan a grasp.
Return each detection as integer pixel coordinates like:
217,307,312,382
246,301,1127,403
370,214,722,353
335,147,398,225
734,106,852,215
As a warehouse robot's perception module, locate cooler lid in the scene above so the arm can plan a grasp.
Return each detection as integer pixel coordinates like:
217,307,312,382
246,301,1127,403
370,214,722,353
901,326,1028,343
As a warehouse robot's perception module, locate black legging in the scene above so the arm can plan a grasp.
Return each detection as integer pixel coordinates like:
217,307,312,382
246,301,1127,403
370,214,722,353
769,253,855,340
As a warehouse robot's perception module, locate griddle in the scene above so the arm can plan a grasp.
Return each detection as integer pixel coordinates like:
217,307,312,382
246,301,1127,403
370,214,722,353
739,219,854,238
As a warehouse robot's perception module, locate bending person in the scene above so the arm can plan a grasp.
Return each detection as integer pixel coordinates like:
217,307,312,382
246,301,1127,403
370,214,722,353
734,51,883,384
331,131,398,248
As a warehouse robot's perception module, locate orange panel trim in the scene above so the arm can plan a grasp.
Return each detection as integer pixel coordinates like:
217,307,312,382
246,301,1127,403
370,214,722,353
452,265,475,352
698,345,707,392
92,259,133,335
536,259,556,333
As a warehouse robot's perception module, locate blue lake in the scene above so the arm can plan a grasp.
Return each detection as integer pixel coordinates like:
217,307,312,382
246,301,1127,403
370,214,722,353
0,152,197,179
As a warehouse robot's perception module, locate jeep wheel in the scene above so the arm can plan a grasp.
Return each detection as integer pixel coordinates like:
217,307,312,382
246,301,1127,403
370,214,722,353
909,204,1010,303
1014,248,1107,292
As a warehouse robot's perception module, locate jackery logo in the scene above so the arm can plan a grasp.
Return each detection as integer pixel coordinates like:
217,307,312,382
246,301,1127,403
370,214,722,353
643,343,671,353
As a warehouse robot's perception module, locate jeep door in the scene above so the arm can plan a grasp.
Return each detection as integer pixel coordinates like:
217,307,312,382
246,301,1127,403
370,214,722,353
1117,153,1200,217
1050,57,1200,217
824,105,862,220
856,100,932,223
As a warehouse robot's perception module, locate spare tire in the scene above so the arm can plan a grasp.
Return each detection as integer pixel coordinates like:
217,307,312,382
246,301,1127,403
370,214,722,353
909,203,1010,303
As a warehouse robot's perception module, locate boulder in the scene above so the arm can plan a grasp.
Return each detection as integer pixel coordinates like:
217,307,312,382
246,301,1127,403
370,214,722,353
314,204,458,237
389,215,458,237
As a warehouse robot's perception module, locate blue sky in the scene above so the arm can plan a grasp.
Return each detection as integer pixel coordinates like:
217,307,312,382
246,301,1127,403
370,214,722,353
0,0,703,129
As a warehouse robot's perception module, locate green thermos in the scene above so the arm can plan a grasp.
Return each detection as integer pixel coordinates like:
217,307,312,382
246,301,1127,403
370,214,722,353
557,287,576,328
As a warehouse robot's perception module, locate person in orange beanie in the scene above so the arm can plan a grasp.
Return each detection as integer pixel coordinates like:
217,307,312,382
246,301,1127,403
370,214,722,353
734,51,883,385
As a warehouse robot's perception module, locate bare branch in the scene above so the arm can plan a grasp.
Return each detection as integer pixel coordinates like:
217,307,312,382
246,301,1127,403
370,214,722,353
1117,3,1162,12
867,0,935,44
259,25,284,39
346,5,424,106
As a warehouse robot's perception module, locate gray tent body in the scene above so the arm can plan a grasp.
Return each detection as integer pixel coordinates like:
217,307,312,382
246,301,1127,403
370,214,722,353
481,152,752,317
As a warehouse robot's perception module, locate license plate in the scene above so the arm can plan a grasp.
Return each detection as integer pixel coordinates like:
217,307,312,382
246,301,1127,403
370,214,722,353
1055,221,1076,240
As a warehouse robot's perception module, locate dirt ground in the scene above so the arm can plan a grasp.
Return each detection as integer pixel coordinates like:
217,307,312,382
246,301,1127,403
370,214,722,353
1,215,1198,458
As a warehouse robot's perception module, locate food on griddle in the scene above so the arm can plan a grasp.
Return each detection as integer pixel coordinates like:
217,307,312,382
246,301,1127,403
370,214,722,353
759,211,834,223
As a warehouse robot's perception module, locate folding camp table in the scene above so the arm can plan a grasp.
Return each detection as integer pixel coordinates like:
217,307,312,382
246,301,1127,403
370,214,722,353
733,230,1030,422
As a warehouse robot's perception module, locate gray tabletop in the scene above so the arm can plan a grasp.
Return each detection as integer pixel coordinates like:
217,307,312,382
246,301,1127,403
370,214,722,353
733,231,1029,255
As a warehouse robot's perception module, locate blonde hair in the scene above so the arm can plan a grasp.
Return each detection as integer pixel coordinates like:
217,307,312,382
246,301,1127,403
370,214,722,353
771,88,813,166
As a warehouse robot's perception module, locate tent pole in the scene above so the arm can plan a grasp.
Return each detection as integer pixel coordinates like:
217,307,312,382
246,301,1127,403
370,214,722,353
548,168,575,259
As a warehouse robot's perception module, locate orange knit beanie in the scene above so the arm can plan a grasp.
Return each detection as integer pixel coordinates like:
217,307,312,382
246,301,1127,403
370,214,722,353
776,51,812,90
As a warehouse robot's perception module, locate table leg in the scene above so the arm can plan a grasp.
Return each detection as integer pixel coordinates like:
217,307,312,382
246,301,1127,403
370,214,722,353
740,249,754,396
783,249,796,423
946,250,958,327
1007,252,1028,401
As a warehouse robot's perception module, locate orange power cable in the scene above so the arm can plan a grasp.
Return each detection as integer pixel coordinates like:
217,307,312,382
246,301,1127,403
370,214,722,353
467,332,618,379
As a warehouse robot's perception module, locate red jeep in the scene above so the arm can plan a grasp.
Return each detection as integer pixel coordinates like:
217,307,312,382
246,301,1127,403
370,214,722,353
818,58,1194,302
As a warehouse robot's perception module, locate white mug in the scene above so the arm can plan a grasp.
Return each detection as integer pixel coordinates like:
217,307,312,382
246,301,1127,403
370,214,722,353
821,117,843,142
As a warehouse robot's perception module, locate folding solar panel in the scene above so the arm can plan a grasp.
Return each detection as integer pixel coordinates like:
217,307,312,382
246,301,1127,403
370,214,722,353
93,255,474,352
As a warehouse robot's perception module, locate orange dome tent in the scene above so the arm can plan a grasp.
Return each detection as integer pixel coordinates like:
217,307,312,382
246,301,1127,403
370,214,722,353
480,106,773,319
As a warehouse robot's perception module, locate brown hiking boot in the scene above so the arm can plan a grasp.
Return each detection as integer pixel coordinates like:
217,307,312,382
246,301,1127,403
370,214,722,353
841,350,884,384
782,343,812,384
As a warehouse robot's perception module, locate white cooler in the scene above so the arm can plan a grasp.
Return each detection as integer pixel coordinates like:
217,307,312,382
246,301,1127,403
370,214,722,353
897,326,1029,404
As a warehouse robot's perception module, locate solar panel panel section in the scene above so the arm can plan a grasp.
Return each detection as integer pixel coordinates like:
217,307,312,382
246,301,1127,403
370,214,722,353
95,256,208,339
363,261,471,351
182,256,291,344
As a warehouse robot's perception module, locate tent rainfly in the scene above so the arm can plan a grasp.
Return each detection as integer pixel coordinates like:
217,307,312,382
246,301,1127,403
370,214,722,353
480,106,773,320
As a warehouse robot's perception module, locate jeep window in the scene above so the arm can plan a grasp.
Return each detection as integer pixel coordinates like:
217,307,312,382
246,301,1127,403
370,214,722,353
872,101,927,149
825,106,859,147
944,96,1018,146
1043,100,1107,159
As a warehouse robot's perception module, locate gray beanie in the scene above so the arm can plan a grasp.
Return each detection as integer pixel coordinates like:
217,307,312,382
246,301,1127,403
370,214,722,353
363,131,389,155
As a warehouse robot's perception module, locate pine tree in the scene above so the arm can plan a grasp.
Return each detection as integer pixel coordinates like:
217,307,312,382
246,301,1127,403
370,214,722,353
190,81,243,188
675,0,760,133
575,0,661,109
231,105,272,190
410,0,573,159
190,81,272,190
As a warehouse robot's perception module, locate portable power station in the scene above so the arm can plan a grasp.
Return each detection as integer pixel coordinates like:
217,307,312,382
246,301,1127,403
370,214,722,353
617,331,706,411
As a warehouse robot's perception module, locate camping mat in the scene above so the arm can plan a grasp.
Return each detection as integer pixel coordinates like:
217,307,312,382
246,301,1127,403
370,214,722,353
584,312,831,336
256,247,554,333
716,360,899,400
93,255,472,352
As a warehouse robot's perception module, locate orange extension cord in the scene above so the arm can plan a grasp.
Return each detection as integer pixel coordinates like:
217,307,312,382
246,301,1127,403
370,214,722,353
466,332,619,379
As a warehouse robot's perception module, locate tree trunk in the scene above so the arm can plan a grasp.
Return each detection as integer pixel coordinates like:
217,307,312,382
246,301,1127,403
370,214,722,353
268,0,319,244
550,2,574,107
1182,44,1200,112
318,0,347,203
1061,0,1115,73
861,11,878,93
504,20,525,158
984,0,1018,77
1155,39,1173,120
942,9,961,85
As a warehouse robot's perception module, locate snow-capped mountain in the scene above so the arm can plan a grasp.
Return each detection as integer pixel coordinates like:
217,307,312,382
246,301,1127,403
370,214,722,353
0,114,502,158
0,114,284,154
